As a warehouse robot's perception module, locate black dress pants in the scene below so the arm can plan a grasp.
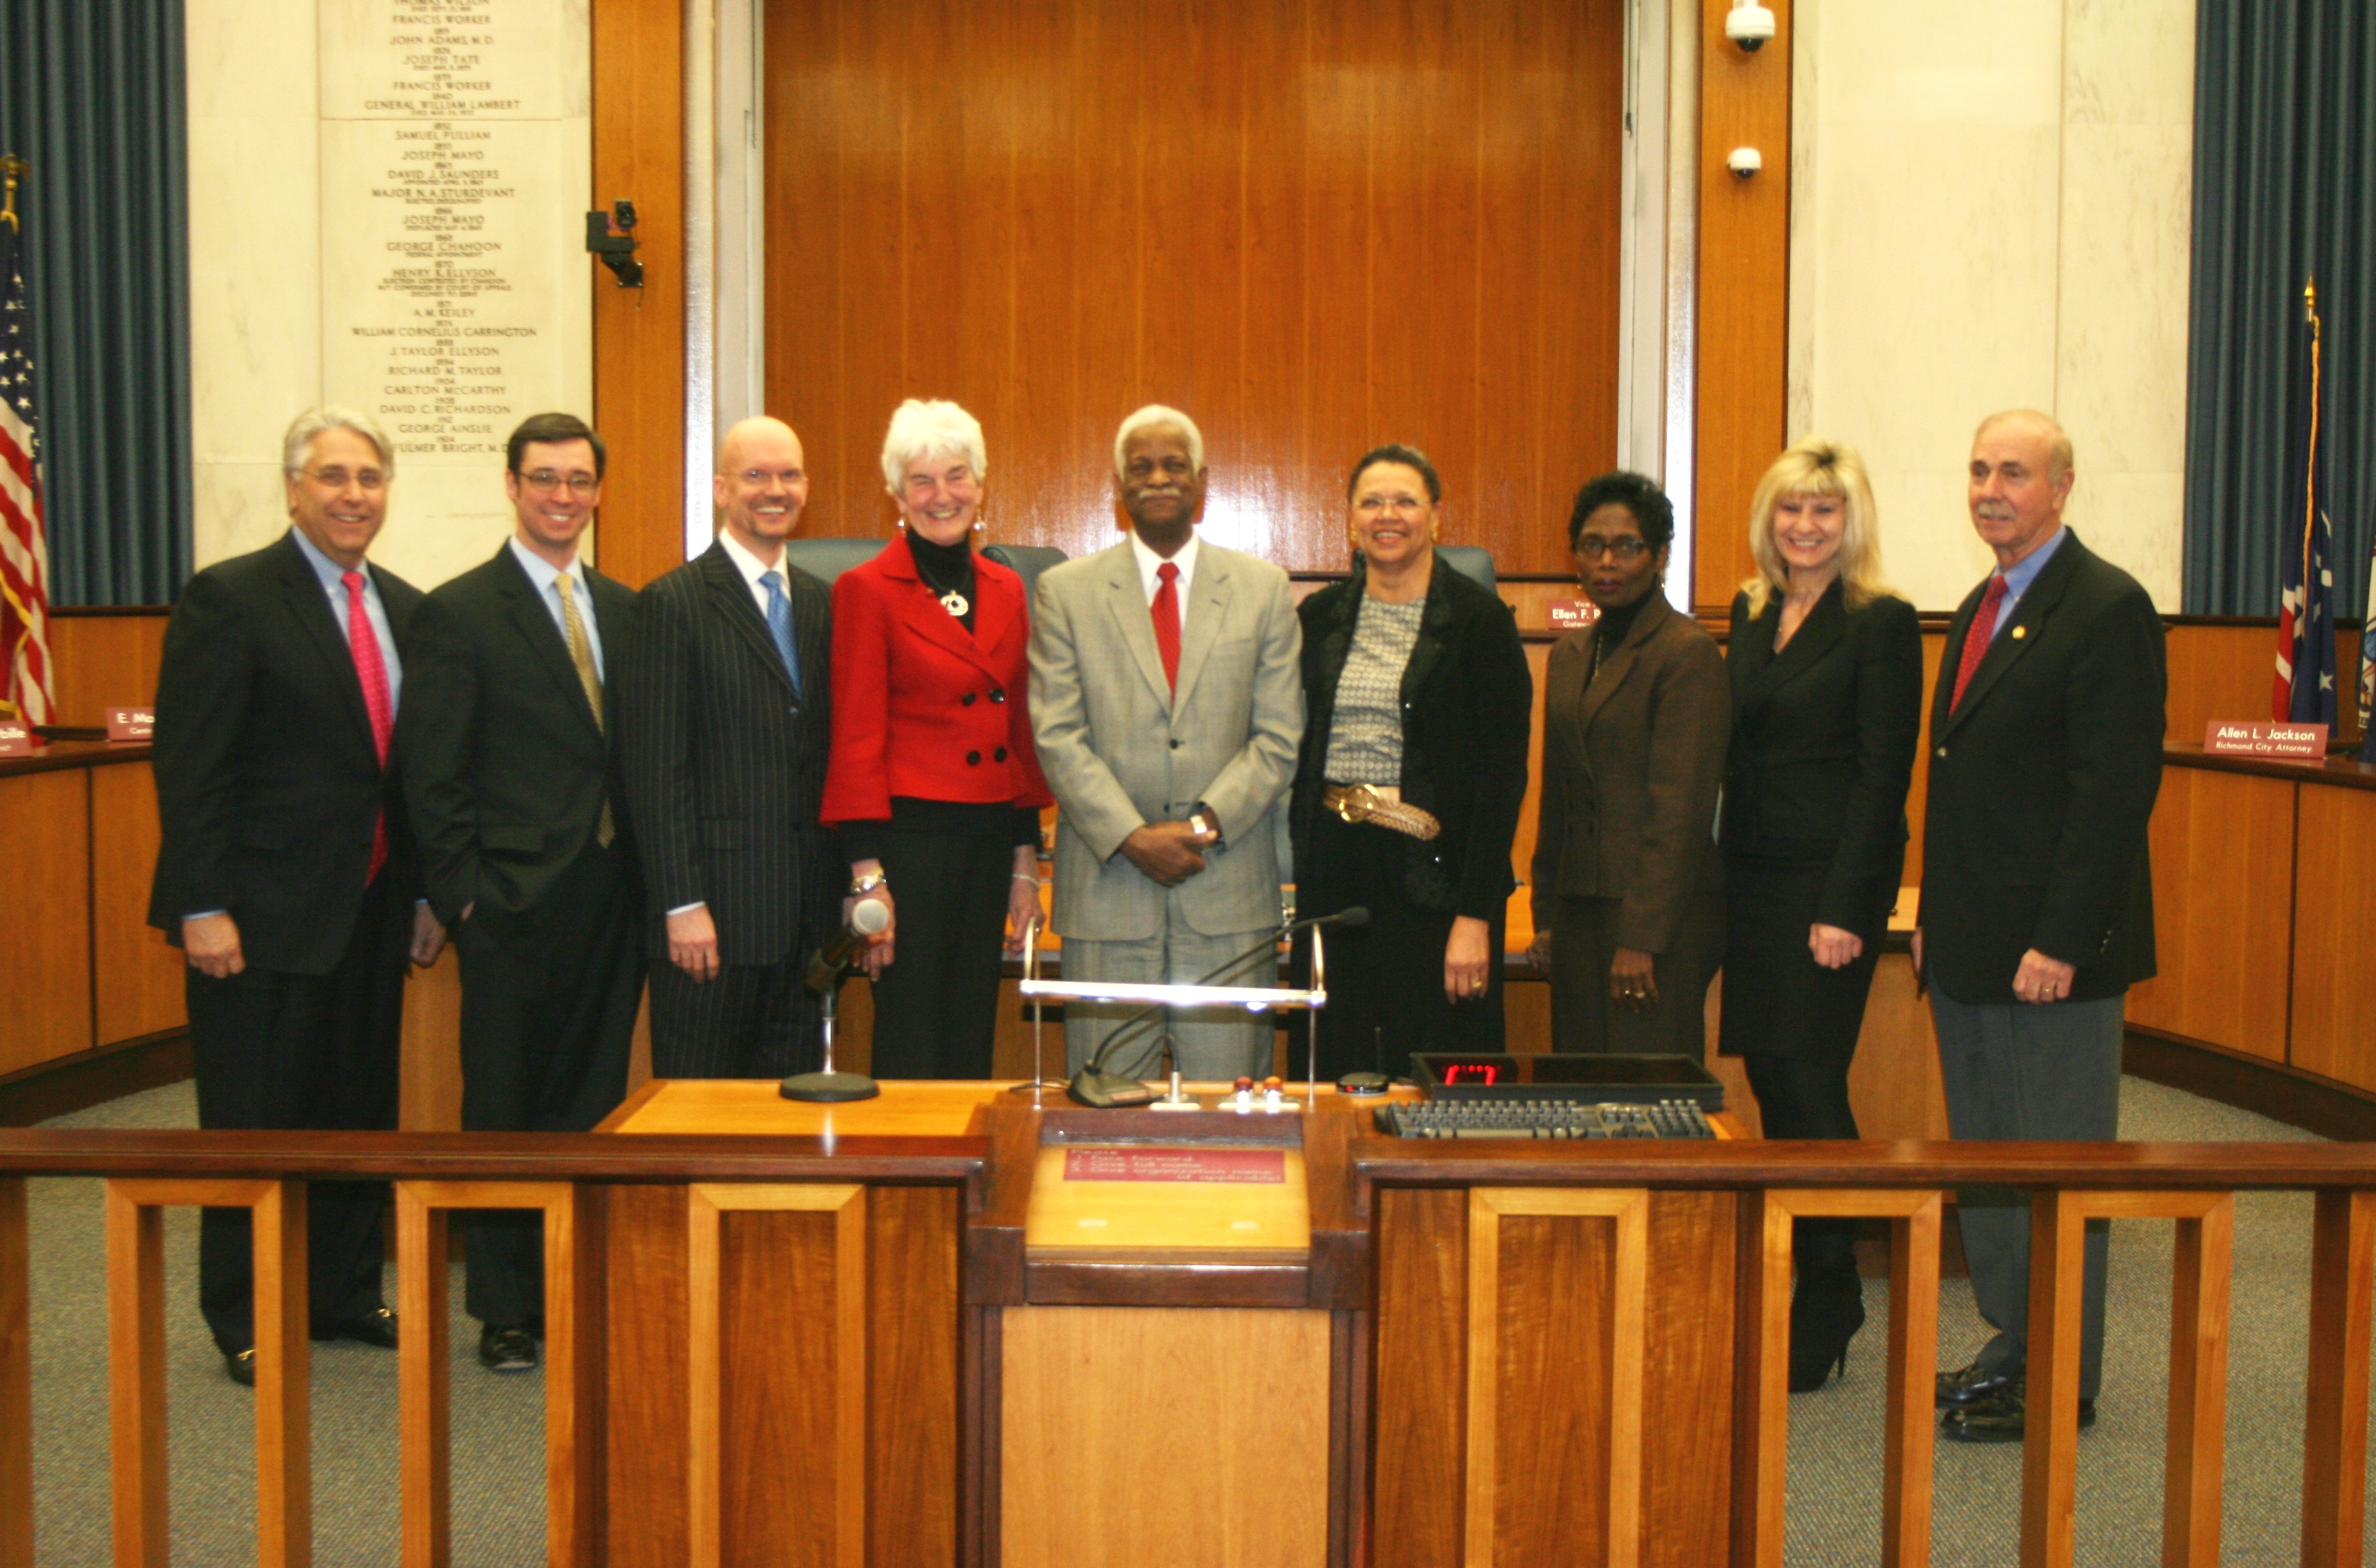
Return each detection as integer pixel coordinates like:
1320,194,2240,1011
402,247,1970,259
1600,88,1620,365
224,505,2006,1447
455,840,643,1327
1293,812,1507,1082
187,871,408,1354
866,825,1015,1080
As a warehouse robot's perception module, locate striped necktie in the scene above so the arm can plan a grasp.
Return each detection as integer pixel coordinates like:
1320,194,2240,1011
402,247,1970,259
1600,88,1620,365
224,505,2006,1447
557,573,615,846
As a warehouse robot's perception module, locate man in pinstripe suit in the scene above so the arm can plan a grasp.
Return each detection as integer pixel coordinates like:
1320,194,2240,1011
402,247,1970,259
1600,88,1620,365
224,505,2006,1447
619,417,839,1076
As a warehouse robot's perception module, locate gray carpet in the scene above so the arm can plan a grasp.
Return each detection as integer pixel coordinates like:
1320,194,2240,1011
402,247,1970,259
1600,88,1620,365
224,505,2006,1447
15,1076,2371,1562
24,1082,543,1565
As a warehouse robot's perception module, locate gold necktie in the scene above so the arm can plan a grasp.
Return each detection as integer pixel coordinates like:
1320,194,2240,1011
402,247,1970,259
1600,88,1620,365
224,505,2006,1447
557,573,615,847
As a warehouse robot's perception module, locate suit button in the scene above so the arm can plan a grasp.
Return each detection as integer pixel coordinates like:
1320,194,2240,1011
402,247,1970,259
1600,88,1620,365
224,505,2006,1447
1935,746,1947,758
966,750,982,765
990,687,1007,703
1170,740,1182,750
995,746,1008,762
961,691,977,706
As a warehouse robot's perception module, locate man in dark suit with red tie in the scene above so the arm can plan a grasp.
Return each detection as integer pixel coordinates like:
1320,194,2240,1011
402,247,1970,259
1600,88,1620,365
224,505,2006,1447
399,413,642,1374
149,408,447,1385
1918,410,2166,1442
619,415,838,1076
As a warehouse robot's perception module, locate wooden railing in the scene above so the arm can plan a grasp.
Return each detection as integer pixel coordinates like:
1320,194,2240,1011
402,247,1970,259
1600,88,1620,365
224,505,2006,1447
7,1128,2376,1566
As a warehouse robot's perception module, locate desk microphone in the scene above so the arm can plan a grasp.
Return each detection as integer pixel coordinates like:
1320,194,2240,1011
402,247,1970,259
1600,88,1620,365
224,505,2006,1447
802,896,890,996
1067,907,1368,1107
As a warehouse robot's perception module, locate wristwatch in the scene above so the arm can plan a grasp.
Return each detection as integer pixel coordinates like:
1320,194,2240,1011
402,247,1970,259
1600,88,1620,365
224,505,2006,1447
849,869,888,896
1187,804,1220,845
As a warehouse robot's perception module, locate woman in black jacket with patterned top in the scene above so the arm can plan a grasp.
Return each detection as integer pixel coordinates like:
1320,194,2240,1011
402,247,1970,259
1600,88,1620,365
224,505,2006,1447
1722,436,1923,1390
1290,446,1533,1080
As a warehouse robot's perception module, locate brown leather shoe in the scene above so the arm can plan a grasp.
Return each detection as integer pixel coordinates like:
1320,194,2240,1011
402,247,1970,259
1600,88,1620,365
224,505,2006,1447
1938,1381,2097,1443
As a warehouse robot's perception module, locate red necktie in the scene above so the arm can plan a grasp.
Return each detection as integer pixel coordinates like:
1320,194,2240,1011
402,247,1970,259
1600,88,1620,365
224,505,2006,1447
1949,573,2008,712
344,570,395,883
1151,561,1181,693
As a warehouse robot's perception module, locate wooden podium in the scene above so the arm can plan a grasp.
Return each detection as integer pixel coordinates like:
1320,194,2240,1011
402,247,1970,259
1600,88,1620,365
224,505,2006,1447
594,1080,1739,1567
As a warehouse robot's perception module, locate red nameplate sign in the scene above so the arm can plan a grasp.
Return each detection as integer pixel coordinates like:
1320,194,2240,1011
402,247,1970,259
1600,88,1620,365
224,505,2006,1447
0,722,33,756
2204,720,2328,760
1062,1147,1286,1185
1546,599,1600,632
106,707,155,741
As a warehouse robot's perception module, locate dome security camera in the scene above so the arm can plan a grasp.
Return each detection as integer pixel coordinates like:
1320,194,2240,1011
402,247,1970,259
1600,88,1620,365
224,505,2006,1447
1727,147,1763,180
1726,1,1776,51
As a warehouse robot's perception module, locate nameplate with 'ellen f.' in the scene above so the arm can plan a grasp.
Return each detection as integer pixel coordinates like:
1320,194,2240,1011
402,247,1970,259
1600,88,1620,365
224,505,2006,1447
2204,720,2328,760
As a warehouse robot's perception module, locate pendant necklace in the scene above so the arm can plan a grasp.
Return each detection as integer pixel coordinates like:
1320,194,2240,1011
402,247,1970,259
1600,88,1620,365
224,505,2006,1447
911,544,972,620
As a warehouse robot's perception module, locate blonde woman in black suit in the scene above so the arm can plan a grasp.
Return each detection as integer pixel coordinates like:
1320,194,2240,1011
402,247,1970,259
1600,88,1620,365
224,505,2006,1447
1720,436,1922,1390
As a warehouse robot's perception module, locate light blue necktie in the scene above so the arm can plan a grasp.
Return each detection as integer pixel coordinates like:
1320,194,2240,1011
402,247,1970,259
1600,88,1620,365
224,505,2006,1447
761,570,802,695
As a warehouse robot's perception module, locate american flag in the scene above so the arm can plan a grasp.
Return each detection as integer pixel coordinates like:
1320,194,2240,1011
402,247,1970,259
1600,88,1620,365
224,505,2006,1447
2275,279,2336,726
0,204,50,726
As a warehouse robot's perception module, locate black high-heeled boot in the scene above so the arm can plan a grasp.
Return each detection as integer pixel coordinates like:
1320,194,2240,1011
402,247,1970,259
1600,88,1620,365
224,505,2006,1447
1786,1268,1867,1392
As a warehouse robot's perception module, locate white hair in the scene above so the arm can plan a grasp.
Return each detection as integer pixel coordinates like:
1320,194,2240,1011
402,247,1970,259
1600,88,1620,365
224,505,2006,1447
880,399,987,495
282,407,394,479
1112,404,1204,479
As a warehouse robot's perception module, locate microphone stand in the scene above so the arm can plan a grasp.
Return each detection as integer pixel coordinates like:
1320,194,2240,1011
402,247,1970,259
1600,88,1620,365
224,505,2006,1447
779,945,882,1104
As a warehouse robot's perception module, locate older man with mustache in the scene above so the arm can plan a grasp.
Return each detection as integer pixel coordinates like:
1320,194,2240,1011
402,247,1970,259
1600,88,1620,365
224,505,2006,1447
1917,409,2166,1442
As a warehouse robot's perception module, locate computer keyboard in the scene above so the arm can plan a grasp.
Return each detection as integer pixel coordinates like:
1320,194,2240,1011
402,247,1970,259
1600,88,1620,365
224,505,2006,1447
1374,1098,1715,1140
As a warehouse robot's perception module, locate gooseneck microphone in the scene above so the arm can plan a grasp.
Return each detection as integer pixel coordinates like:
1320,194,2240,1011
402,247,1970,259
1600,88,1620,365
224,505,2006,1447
1066,906,1368,1107
783,897,892,1104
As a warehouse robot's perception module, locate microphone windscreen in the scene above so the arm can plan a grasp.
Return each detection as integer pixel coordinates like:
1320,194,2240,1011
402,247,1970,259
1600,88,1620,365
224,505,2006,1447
1333,906,1370,927
851,896,891,935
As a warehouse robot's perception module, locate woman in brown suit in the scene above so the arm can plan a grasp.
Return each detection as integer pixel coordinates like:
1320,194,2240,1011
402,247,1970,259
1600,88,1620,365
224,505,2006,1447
1528,471,1729,1055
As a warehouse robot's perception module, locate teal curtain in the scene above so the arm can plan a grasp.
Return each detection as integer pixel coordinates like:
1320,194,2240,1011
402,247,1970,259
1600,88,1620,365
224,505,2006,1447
2185,2,2376,615
0,1,191,606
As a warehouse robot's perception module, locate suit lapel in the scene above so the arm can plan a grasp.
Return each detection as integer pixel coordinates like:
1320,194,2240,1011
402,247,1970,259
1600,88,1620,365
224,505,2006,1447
700,543,799,696
1171,547,1233,711
1739,582,1845,710
272,532,378,761
589,570,635,734
493,546,601,735
888,535,1014,680
1940,534,2086,737
968,560,1021,670
1576,595,1668,735
1397,570,1454,708
1099,541,1176,709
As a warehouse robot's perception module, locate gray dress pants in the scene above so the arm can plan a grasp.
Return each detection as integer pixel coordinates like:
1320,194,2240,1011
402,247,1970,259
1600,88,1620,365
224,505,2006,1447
1930,985,2125,1401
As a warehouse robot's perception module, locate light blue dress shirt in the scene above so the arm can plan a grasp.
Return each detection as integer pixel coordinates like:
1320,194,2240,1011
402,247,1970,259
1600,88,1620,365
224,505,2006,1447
1988,525,2067,643
290,525,404,707
506,536,604,682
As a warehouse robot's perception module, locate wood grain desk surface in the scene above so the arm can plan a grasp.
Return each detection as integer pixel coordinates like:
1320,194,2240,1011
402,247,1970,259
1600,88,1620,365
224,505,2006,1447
601,1078,1010,1137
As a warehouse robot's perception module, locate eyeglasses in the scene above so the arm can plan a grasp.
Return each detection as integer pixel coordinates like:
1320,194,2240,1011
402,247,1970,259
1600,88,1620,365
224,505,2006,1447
304,467,387,493
1353,495,1429,518
735,468,806,488
1574,535,1652,561
521,469,599,496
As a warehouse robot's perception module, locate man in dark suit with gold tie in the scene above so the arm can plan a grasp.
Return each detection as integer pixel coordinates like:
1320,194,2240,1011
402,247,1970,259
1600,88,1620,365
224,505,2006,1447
150,407,447,1385
1920,410,2166,1441
620,415,838,1076
399,413,643,1374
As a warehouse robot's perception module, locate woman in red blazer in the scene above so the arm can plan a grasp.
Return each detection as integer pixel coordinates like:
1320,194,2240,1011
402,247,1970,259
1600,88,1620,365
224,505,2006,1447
821,399,1052,1078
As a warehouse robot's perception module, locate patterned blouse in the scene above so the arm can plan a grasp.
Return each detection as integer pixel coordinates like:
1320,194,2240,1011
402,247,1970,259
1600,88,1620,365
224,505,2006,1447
1322,596,1424,785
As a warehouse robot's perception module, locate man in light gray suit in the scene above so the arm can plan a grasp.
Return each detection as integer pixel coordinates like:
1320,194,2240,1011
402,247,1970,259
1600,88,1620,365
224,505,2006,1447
1029,405,1304,1080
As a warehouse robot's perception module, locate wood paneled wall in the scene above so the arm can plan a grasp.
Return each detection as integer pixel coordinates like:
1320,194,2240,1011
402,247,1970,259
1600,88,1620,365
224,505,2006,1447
759,0,1626,576
589,0,691,588
1692,0,1792,609
45,612,168,727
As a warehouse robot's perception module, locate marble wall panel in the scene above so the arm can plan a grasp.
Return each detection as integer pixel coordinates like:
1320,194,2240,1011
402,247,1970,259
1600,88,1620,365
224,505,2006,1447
1810,0,2063,128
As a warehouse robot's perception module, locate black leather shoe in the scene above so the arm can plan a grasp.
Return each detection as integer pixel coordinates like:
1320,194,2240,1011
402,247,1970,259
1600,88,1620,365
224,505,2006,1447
1787,1276,1866,1393
1936,1359,2020,1407
479,1323,538,1373
224,1348,256,1387
313,1306,399,1349
1938,1382,2097,1444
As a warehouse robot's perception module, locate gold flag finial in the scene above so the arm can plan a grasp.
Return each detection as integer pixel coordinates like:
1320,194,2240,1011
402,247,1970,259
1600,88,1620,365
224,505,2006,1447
0,156,24,232
2305,276,2319,323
